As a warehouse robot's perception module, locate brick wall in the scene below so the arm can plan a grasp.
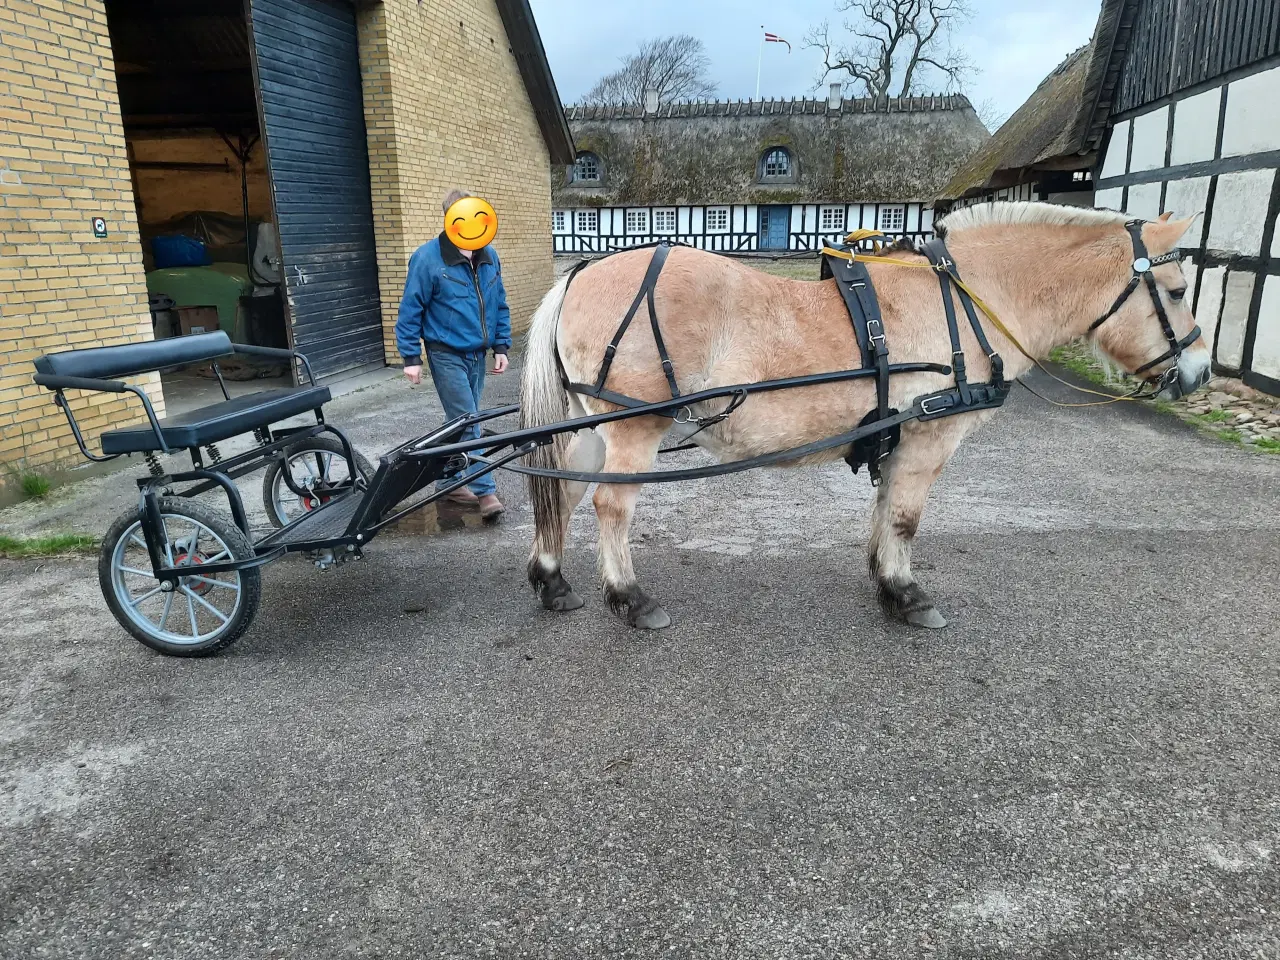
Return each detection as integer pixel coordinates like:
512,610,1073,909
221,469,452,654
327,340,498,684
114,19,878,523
0,0,161,475
356,0,554,362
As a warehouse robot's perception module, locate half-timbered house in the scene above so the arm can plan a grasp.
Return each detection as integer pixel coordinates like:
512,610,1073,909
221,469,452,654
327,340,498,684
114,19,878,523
552,86,989,254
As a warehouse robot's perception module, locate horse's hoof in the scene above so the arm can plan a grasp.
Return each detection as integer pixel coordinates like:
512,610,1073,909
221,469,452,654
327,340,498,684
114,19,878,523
545,590,584,612
905,607,948,629
631,605,671,630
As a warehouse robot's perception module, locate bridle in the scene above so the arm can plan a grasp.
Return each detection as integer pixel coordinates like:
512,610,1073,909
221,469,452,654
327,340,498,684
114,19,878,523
1086,218,1202,394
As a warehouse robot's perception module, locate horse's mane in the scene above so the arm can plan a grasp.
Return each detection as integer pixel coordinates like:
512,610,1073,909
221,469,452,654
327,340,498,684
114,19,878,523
937,202,1128,237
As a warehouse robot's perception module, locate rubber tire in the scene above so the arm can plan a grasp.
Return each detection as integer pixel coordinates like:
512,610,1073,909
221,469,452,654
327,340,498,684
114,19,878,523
98,497,262,658
262,435,375,529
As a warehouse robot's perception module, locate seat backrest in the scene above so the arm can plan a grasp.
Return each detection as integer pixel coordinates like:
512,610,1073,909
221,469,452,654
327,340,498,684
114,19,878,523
33,331,234,381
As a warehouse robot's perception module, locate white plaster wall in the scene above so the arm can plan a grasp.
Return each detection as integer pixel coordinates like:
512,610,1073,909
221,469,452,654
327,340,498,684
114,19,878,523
1100,120,1130,178
1252,276,1280,380
1216,271,1256,369
1126,181,1163,221
1129,107,1169,172
1220,65,1280,158
1094,186,1123,210
1273,208,1280,258
1170,89,1221,166
1164,176,1211,247
1206,169,1274,255
1196,266,1226,359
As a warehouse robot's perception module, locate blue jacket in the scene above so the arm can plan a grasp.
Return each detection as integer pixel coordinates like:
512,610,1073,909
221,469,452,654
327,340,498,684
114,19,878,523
395,233,512,363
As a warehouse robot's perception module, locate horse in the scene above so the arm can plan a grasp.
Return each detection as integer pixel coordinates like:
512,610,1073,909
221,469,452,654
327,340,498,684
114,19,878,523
519,202,1209,631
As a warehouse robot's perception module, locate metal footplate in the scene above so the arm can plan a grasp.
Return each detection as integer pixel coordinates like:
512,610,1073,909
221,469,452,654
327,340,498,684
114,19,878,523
260,492,365,548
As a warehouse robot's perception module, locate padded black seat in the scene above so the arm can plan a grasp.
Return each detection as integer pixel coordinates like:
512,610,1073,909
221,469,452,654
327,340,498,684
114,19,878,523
100,386,332,455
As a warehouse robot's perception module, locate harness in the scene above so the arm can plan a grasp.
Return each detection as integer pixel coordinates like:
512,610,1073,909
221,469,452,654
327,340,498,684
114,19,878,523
536,218,1191,487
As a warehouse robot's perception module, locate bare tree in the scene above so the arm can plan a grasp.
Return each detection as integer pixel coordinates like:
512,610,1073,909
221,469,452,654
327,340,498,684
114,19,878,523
583,35,717,106
805,0,974,99
974,97,1008,132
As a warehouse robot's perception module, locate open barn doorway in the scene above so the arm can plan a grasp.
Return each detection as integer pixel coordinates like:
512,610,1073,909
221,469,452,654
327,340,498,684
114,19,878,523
105,0,291,415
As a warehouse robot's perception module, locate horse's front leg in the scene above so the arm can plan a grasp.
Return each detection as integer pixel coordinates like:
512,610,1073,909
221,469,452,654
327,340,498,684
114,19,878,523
593,419,669,629
867,422,967,629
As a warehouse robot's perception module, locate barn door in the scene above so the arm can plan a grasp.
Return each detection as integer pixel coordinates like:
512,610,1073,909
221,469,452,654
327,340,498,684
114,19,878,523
248,0,384,380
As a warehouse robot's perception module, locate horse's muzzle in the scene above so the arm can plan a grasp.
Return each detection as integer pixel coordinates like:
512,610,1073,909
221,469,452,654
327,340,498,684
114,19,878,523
1158,357,1212,400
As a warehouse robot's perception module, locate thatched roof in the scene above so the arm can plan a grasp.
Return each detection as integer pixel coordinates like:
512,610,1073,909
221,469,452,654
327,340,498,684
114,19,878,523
555,95,989,206
938,0,1133,202
939,45,1094,200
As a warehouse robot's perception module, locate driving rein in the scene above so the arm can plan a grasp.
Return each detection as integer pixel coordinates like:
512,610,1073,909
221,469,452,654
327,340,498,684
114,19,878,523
522,218,1191,487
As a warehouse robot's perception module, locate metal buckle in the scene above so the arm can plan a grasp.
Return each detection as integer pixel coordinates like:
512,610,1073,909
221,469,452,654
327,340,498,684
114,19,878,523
920,394,949,416
866,319,885,345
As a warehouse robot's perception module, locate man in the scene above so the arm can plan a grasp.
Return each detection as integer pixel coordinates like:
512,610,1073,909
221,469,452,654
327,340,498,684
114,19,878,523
395,189,511,520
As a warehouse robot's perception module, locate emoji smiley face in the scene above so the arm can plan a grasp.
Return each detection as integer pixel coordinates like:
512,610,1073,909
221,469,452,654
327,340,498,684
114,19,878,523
445,196,498,251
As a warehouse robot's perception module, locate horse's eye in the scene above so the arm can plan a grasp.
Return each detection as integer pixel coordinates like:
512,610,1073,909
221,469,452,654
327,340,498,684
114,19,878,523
1169,287,1187,302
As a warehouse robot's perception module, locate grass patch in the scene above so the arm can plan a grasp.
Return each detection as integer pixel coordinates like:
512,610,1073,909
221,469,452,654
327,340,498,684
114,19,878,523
1198,409,1233,423
0,533,98,558
20,472,51,499
1251,437,1280,453
1216,429,1243,444
1047,343,1109,383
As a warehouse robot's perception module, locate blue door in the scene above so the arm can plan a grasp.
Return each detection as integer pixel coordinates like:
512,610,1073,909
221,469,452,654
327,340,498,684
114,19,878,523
759,205,789,250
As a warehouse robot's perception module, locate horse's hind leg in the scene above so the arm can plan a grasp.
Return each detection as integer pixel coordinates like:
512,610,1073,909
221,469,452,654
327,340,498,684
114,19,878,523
593,418,669,629
529,426,605,611
867,424,964,629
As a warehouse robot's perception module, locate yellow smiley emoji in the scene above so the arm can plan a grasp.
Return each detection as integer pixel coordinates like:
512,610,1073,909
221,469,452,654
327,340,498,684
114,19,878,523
445,196,498,251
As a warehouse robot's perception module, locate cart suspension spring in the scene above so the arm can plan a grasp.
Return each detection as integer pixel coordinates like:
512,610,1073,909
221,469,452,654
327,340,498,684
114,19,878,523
254,427,271,446
207,444,223,465
144,452,164,477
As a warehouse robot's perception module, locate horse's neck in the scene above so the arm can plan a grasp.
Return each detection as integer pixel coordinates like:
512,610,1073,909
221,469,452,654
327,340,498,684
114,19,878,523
948,228,1123,366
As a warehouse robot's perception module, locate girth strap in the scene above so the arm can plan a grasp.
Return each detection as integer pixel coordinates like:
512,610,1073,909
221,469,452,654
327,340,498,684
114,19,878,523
822,249,898,482
591,242,680,400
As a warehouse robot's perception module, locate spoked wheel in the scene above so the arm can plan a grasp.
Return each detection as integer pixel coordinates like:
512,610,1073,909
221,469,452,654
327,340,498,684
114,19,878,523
262,436,374,529
98,498,261,657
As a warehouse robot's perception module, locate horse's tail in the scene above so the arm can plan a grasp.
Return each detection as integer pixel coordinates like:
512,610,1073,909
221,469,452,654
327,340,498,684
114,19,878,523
520,273,573,558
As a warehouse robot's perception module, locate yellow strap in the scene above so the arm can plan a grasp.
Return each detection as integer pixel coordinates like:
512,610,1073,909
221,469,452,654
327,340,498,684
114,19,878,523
819,245,1139,406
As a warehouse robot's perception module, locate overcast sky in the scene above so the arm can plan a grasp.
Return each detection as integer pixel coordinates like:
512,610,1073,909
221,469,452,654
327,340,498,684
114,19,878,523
529,0,1101,129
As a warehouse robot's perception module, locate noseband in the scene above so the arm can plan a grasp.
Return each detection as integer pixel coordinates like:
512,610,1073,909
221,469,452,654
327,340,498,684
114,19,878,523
1087,219,1201,388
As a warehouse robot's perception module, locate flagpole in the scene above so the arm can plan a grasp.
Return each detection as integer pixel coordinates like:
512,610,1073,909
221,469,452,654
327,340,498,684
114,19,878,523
755,25,764,99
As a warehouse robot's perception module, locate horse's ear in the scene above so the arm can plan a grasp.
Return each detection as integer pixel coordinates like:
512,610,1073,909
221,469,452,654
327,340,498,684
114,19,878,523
1157,211,1173,223
1146,216,1193,250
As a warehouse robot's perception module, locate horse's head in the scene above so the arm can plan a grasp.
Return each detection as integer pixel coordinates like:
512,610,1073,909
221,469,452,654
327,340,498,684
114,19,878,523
1087,212,1210,400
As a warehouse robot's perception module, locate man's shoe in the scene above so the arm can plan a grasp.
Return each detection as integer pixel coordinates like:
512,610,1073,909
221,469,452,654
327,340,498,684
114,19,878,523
478,495,505,521
443,487,479,506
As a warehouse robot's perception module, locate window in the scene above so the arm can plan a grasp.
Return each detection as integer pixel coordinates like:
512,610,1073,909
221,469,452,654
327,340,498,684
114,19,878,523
576,209,598,233
705,207,729,233
625,209,649,235
819,205,845,232
762,147,791,178
653,208,677,234
552,210,567,233
572,152,600,182
877,205,905,232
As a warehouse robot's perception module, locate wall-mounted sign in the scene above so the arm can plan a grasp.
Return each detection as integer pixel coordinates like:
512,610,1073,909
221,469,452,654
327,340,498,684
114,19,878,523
91,217,107,238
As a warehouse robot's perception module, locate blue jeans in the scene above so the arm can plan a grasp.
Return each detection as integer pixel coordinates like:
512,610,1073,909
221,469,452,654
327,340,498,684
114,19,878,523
426,348,496,496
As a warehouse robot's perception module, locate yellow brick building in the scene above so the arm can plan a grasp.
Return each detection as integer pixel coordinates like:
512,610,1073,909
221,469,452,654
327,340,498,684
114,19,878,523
0,0,573,476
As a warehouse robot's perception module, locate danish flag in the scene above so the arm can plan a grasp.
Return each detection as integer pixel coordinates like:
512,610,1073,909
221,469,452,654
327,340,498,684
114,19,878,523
764,31,791,52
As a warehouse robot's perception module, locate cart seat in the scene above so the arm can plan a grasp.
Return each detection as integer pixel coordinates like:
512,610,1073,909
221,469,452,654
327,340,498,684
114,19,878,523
100,386,332,455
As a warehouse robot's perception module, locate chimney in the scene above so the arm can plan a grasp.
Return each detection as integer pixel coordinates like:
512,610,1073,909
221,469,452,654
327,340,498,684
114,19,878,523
828,82,843,112
643,88,659,115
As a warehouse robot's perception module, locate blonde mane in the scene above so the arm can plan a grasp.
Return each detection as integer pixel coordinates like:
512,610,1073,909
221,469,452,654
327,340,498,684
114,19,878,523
938,201,1129,236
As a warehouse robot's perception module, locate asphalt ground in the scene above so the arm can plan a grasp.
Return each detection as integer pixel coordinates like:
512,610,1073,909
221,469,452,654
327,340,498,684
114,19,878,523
2,359,1279,959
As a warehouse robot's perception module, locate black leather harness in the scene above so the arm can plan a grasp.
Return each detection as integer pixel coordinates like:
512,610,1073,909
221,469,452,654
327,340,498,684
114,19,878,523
561,238,1011,485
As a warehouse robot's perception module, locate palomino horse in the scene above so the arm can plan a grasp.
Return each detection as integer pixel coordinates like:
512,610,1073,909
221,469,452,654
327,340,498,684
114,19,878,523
520,202,1210,630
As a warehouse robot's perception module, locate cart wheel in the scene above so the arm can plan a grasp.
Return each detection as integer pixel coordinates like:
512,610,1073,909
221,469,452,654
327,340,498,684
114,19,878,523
262,436,375,528
98,498,262,658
